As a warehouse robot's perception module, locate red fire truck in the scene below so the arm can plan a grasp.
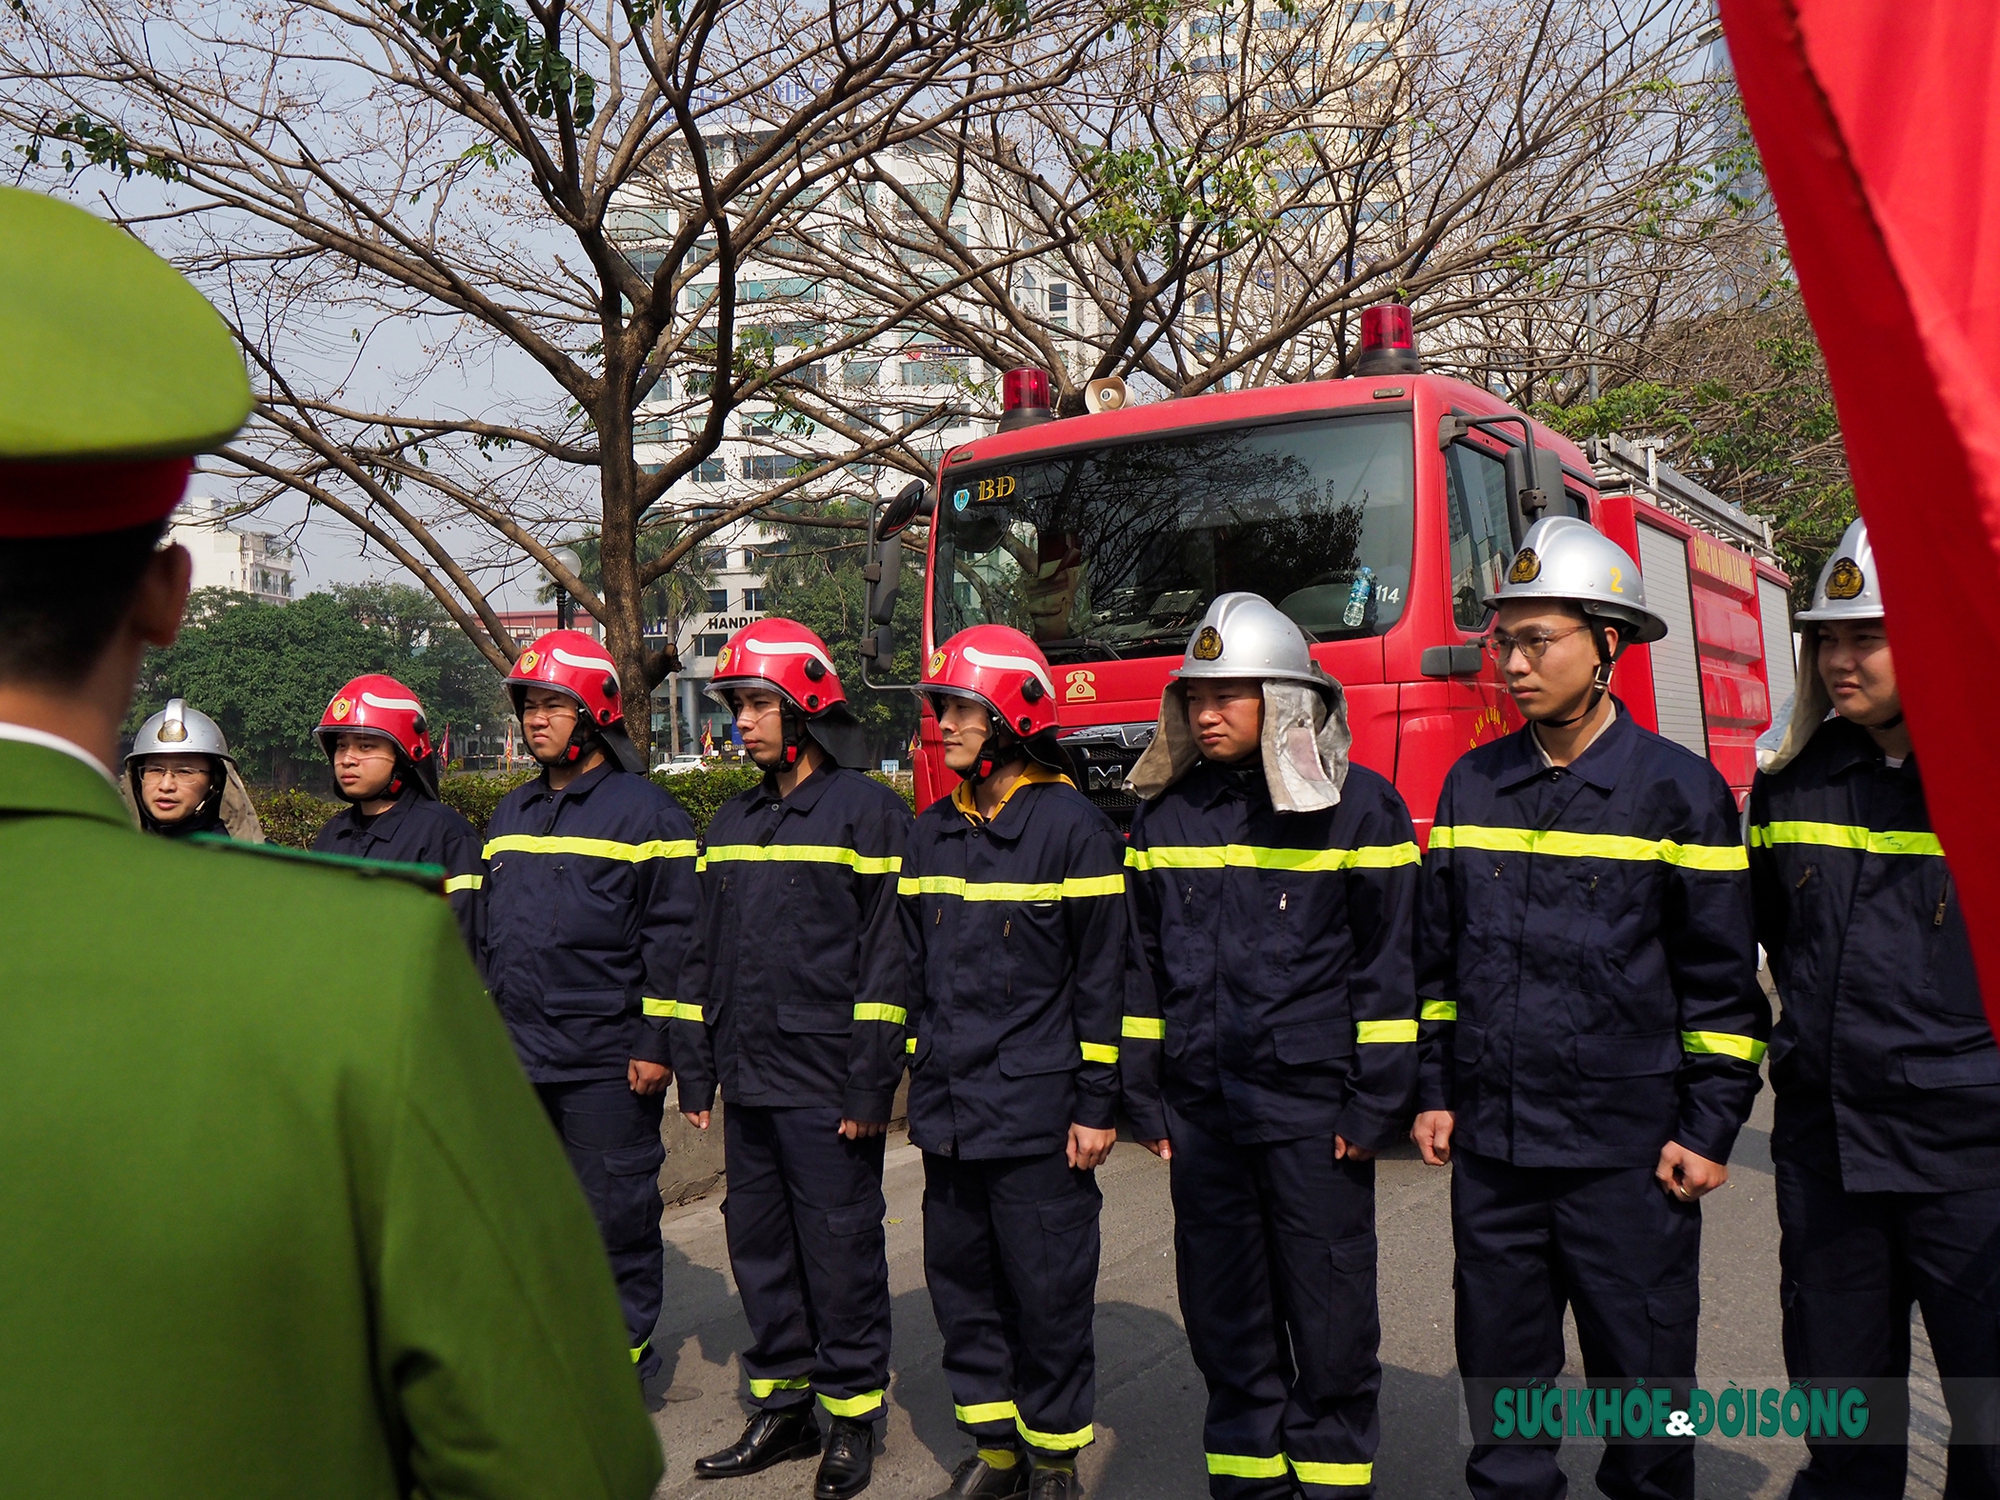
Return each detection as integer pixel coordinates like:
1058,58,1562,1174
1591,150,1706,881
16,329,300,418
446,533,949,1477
861,308,1794,839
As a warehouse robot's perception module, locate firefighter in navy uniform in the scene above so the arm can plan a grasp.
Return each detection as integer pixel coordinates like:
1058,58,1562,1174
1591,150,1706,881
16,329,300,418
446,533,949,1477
901,626,1128,1500
1750,517,2000,1499
1411,517,1767,1500
482,628,701,1382
1121,593,1420,1500
312,674,485,955
125,697,262,840
673,620,911,1500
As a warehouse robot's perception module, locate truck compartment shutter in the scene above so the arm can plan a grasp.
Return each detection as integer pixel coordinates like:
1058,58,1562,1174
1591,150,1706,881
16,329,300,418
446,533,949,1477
1636,522,1708,756
1757,575,1797,723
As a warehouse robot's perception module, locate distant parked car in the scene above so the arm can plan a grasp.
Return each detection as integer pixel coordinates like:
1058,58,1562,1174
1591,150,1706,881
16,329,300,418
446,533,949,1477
652,754,705,773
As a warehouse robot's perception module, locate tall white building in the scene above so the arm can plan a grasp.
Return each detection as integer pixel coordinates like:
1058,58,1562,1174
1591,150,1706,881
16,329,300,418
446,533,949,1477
610,141,1110,752
168,495,295,604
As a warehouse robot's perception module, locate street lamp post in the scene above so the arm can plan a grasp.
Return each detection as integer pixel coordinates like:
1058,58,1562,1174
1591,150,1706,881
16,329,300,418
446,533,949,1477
550,545,583,633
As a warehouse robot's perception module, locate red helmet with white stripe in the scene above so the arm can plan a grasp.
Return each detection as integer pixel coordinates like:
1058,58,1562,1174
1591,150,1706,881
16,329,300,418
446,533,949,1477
507,629,647,772
922,625,1059,740
507,629,624,726
705,618,847,717
316,673,438,798
317,674,433,760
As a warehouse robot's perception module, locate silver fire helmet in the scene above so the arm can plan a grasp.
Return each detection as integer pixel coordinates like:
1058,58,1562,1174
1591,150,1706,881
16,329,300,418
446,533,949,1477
126,698,236,766
1795,517,1883,622
1484,515,1668,646
1172,592,1332,692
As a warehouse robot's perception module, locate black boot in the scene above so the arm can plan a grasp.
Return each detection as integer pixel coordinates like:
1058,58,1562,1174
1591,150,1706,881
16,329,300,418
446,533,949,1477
814,1417,875,1500
1027,1464,1076,1499
928,1448,1031,1499
693,1408,821,1478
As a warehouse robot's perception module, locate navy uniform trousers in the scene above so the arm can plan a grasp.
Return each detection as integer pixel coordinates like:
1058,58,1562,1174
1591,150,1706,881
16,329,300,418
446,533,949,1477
535,1078,667,1375
1168,1104,1381,1499
1779,1159,2000,1499
923,1147,1103,1461
1454,1150,1700,1500
726,1103,893,1424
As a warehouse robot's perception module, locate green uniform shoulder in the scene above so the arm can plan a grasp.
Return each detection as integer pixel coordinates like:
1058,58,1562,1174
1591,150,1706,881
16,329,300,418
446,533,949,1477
187,832,445,892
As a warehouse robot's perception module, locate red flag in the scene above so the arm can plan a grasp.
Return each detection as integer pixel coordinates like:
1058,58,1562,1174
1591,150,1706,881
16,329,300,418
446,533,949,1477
1720,0,2000,1031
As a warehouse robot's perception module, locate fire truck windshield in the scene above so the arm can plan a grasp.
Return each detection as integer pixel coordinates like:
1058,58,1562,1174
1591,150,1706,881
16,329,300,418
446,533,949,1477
933,411,1414,662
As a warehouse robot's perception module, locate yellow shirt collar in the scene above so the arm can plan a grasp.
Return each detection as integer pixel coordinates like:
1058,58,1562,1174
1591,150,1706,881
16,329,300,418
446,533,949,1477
952,760,1073,825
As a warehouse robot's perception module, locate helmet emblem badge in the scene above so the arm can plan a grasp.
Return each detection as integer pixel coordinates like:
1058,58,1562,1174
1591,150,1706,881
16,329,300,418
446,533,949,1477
1192,626,1224,661
1508,548,1541,585
518,649,540,673
331,697,352,721
1826,558,1865,600
716,645,731,670
157,720,187,742
929,649,948,676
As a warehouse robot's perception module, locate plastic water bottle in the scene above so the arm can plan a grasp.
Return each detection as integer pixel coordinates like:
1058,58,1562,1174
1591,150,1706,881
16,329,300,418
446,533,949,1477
1343,566,1375,628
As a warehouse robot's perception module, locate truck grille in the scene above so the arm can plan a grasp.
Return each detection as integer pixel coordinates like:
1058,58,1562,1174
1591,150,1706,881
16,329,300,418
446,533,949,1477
1058,722,1156,831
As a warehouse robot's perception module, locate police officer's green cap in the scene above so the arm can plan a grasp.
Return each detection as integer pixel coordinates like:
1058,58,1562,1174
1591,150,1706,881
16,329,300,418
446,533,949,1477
0,187,252,538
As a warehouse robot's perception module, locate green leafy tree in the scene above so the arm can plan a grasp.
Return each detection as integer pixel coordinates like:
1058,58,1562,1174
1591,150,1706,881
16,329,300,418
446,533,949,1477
759,520,927,765
128,587,512,787
1533,292,1854,602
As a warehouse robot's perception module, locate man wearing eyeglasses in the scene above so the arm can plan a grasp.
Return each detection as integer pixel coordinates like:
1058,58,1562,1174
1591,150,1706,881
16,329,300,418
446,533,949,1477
1412,517,1766,1500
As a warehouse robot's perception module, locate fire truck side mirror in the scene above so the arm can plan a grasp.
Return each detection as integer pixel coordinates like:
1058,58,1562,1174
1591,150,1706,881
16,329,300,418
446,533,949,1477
876,479,931,541
864,533,904,627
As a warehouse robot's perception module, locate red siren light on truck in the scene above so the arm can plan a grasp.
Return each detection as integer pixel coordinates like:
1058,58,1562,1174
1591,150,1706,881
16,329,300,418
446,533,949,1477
1354,302,1422,377
998,367,1056,432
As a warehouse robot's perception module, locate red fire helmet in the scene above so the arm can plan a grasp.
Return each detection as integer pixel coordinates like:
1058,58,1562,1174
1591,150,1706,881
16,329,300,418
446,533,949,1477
922,624,1060,740
507,629,624,726
316,673,433,762
706,618,848,717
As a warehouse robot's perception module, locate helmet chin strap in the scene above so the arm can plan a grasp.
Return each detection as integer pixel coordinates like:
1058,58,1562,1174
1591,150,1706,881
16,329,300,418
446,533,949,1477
959,728,1024,785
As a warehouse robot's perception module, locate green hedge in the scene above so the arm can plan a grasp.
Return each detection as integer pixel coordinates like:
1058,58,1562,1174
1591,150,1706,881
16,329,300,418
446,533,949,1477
251,765,902,850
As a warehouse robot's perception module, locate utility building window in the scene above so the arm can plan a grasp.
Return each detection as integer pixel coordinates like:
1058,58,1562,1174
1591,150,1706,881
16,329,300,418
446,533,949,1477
742,454,790,481
706,588,729,612
742,589,765,612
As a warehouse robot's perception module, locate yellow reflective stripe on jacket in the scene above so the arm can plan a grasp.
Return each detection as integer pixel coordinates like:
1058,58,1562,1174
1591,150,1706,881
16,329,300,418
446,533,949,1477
1356,1019,1418,1044
1122,1015,1166,1040
1125,842,1420,873
1682,1030,1768,1064
1290,1457,1373,1487
896,873,1126,901
1429,825,1747,871
703,842,903,875
1748,820,1946,857
955,1400,1020,1425
905,1036,917,1054
1080,1041,1120,1065
749,1376,811,1397
658,1001,703,1023
1017,1418,1093,1450
1420,999,1458,1021
1208,1453,1289,1479
854,1002,907,1025
641,997,673,1018
442,872,483,893
482,833,697,863
818,1389,884,1417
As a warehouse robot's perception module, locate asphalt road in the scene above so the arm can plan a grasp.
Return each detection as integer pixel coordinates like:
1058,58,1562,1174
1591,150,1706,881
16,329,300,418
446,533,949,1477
644,1081,1948,1499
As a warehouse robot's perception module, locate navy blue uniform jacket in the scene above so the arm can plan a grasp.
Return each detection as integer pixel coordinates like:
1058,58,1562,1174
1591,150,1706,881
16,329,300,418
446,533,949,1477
900,774,1128,1159
1416,705,1767,1167
671,765,912,1121
481,763,699,1084
313,787,485,958
1122,759,1421,1150
1750,716,2000,1192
